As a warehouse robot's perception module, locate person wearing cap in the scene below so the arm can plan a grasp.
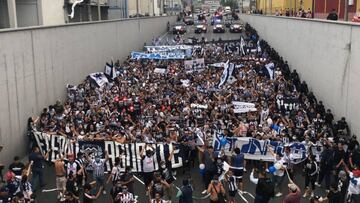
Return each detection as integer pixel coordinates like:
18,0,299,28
343,161,360,203
283,180,301,203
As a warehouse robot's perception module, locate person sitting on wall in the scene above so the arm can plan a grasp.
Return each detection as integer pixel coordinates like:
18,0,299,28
327,9,339,21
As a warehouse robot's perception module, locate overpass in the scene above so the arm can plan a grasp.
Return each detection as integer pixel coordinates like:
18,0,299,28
240,14,360,138
0,16,176,165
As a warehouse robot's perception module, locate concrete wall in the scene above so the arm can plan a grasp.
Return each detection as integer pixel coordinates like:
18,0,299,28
240,14,360,137
0,16,177,165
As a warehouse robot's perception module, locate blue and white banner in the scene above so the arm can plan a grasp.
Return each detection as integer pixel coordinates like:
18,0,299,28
131,51,186,60
213,134,308,164
145,45,193,52
257,40,262,53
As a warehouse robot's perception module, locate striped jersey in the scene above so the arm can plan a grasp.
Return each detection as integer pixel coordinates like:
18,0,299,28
228,176,238,192
92,159,105,177
116,192,134,203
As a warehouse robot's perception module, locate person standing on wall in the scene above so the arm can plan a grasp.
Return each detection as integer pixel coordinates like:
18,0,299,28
29,147,50,191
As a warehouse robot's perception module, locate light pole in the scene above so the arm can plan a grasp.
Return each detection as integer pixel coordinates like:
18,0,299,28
344,0,349,21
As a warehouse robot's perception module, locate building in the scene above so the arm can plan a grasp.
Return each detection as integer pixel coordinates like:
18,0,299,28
128,0,165,17
0,0,112,29
108,0,128,19
255,0,359,20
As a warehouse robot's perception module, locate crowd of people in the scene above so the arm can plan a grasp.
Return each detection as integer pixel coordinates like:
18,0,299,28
1,20,360,203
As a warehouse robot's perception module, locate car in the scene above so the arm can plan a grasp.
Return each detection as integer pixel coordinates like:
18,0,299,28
229,23,243,33
183,17,194,25
194,23,207,34
173,23,186,35
213,22,225,33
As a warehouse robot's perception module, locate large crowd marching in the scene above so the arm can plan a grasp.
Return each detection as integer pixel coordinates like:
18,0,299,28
1,20,360,203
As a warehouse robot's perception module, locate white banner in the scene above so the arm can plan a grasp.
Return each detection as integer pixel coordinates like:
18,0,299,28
89,72,109,88
184,58,205,73
232,101,257,113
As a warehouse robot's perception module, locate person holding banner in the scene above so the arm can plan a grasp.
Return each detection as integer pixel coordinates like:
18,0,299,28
140,144,156,194
197,145,217,195
267,146,287,197
230,147,245,191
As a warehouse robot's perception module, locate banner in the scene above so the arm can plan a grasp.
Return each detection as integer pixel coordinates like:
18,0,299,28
145,45,193,52
276,96,300,111
131,51,186,60
232,101,257,113
184,58,205,73
33,132,183,172
213,134,307,163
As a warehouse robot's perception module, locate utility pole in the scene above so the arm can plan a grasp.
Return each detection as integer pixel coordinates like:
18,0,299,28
97,0,101,20
344,0,349,21
136,0,139,17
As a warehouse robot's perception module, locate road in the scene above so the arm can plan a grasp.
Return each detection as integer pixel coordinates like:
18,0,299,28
34,21,328,203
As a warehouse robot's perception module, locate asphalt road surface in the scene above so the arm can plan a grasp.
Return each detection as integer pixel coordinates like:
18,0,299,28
34,20,328,203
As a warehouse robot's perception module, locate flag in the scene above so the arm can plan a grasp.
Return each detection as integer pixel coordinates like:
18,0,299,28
240,37,246,55
257,40,262,53
218,60,230,87
104,62,117,80
89,72,109,88
265,62,275,79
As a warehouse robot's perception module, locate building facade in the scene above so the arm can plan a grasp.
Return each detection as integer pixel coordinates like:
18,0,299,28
255,0,359,20
0,0,115,29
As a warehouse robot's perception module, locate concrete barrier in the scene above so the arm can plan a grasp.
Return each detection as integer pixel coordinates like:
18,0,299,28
240,14,360,137
0,16,176,165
